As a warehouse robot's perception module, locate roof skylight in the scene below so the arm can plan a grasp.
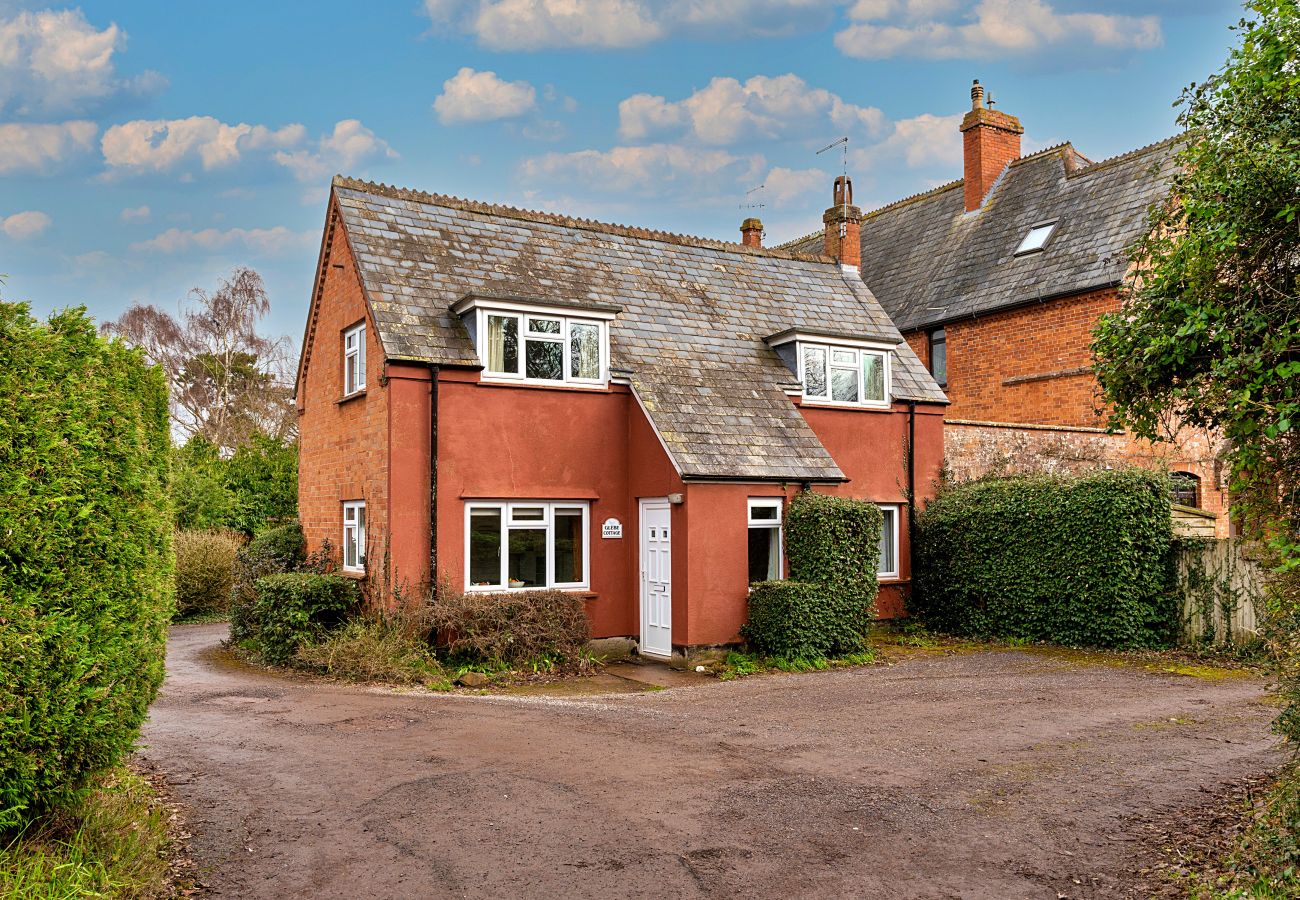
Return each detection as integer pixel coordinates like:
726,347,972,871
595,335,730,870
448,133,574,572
1015,221,1057,255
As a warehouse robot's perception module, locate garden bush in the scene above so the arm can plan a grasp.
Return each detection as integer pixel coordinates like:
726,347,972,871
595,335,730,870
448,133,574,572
294,608,445,685
912,469,1176,648
173,529,242,619
429,588,590,667
228,521,306,643
253,573,359,665
0,304,172,827
742,491,883,658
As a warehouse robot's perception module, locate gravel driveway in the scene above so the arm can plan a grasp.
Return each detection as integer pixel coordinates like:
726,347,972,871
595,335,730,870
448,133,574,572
139,624,1279,900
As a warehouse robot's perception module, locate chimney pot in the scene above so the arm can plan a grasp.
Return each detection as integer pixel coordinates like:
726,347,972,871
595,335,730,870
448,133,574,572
740,217,764,248
971,79,984,110
822,176,862,268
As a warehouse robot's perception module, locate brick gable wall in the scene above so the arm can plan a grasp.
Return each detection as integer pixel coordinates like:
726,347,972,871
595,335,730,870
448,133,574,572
297,211,389,577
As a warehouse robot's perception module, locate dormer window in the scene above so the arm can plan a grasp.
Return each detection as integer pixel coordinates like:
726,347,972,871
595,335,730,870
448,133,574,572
453,294,617,388
800,342,890,407
1015,220,1057,255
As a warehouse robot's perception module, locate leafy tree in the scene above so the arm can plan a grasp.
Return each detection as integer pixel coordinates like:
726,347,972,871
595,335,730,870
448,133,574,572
172,434,297,536
1092,0,1299,734
104,267,296,453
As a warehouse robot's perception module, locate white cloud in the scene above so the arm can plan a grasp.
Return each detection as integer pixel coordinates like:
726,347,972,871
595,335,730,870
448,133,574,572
835,0,1161,59
520,143,763,196
867,112,964,167
0,120,96,174
2,209,52,239
762,166,827,205
433,67,537,124
619,74,883,146
120,204,150,223
271,119,397,182
422,0,840,49
0,8,162,115
129,225,315,256
100,116,393,183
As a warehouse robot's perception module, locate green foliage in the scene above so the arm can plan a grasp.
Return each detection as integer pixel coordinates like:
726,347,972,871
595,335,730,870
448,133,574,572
0,303,173,828
715,648,875,681
294,607,445,686
228,521,307,644
172,434,297,536
252,574,359,665
913,470,1176,648
0,767,171,899
173,529,241,619
742,491,882,658
1089,0,1300,735
429,588,591,668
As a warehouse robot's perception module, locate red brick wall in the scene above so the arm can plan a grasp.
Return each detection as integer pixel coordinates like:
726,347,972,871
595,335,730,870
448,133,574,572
297,208,389,580
906,287,1121,428
962,113,1021,212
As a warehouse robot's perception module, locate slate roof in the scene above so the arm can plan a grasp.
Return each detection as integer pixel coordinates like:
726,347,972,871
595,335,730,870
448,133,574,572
318,176,947,482
783,138,1179,333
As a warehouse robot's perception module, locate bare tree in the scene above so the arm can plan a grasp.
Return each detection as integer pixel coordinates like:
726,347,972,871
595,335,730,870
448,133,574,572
105,268,297,451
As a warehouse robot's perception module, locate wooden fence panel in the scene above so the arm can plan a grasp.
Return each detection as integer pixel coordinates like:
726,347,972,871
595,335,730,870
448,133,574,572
1175,538,1265,645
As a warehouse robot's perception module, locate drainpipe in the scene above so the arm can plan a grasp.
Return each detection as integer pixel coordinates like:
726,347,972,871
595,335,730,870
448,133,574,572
429,365,438,597
907,400,917,570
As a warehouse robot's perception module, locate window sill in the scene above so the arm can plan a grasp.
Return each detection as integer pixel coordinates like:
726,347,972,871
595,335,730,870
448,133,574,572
799,399,892,411
476,378,611,393
465,586,594,595
340,569,366,580
337,390,367,406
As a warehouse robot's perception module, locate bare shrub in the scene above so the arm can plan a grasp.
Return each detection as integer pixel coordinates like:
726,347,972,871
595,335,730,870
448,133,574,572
173,529,241,618
429,588,591,669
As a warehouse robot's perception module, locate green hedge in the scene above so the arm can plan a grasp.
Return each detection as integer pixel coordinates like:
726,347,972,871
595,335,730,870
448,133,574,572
742,491,883,658
0,304,173,827
253,574,359,665
912,469,1177,648
228,522,306,644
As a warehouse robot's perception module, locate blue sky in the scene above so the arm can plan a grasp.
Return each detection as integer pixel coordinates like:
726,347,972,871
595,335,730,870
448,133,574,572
2,0,1244,341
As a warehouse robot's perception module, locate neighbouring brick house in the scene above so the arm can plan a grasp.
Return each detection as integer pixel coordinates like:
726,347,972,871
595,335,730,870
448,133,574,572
786,81,1230,536
295,175,947,655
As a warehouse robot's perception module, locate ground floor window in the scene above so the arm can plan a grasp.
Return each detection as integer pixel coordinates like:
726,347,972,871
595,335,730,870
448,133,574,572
747,498,783,584
343,500,366,572
466,501,589,590
877,504,899,579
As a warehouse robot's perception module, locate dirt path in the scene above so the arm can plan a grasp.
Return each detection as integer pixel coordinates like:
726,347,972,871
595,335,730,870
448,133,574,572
140,625,1280,899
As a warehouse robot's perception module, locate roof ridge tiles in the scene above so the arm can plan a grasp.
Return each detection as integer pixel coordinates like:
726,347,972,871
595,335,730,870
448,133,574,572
333,174,834,264
1068,133,1183,178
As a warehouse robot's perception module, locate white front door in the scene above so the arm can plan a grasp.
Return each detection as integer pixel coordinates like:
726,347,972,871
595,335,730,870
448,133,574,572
639,500,672,658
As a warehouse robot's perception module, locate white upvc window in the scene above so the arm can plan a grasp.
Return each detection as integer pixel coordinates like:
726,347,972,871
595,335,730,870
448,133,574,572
342,501,366,572
480,310,606,386
799,341,890,408
465,501,590,590
343,322,366,395
747,498,784,584
877,504,900,579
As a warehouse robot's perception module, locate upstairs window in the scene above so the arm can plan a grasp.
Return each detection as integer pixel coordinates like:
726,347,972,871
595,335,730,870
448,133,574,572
800,342,890,407
482,311,606,385
343,323,366,395
747,498,783,584
1015,220,1057,255
928,328,947,387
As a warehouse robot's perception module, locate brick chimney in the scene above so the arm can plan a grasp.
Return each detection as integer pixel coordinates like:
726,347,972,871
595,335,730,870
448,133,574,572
960,79,1023,212
822,175,861,268
740,217,763,248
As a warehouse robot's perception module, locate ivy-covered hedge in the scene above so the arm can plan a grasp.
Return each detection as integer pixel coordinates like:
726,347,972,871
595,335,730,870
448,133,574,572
0,304,173,827
742,491,883,657
912,469,1177,648
253,574,359,665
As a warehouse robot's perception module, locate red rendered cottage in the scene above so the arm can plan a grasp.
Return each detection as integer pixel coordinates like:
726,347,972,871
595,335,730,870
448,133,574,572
295,174,947,656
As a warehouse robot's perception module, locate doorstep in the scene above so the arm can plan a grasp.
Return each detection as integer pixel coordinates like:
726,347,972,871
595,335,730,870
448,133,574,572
604,659,714,689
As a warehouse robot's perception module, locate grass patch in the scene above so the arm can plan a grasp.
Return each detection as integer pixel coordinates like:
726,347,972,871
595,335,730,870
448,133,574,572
713,649,875,681
293,611,451,688
0,767,170,899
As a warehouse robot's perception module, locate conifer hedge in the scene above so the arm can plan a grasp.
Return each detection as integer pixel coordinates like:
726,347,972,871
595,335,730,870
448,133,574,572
743,491,883,657
912,469,1177,648
0,304,173,827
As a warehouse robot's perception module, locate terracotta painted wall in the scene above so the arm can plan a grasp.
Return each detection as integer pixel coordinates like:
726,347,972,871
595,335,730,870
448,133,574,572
297,212,389,584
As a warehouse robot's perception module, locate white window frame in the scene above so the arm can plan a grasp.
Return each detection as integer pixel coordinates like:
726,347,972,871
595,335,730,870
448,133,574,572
798,340,891,409
747,498,784,583
342,500,366,573
343,322,366,395
463,501,591,591
877,504,900,580
477,308,608,387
